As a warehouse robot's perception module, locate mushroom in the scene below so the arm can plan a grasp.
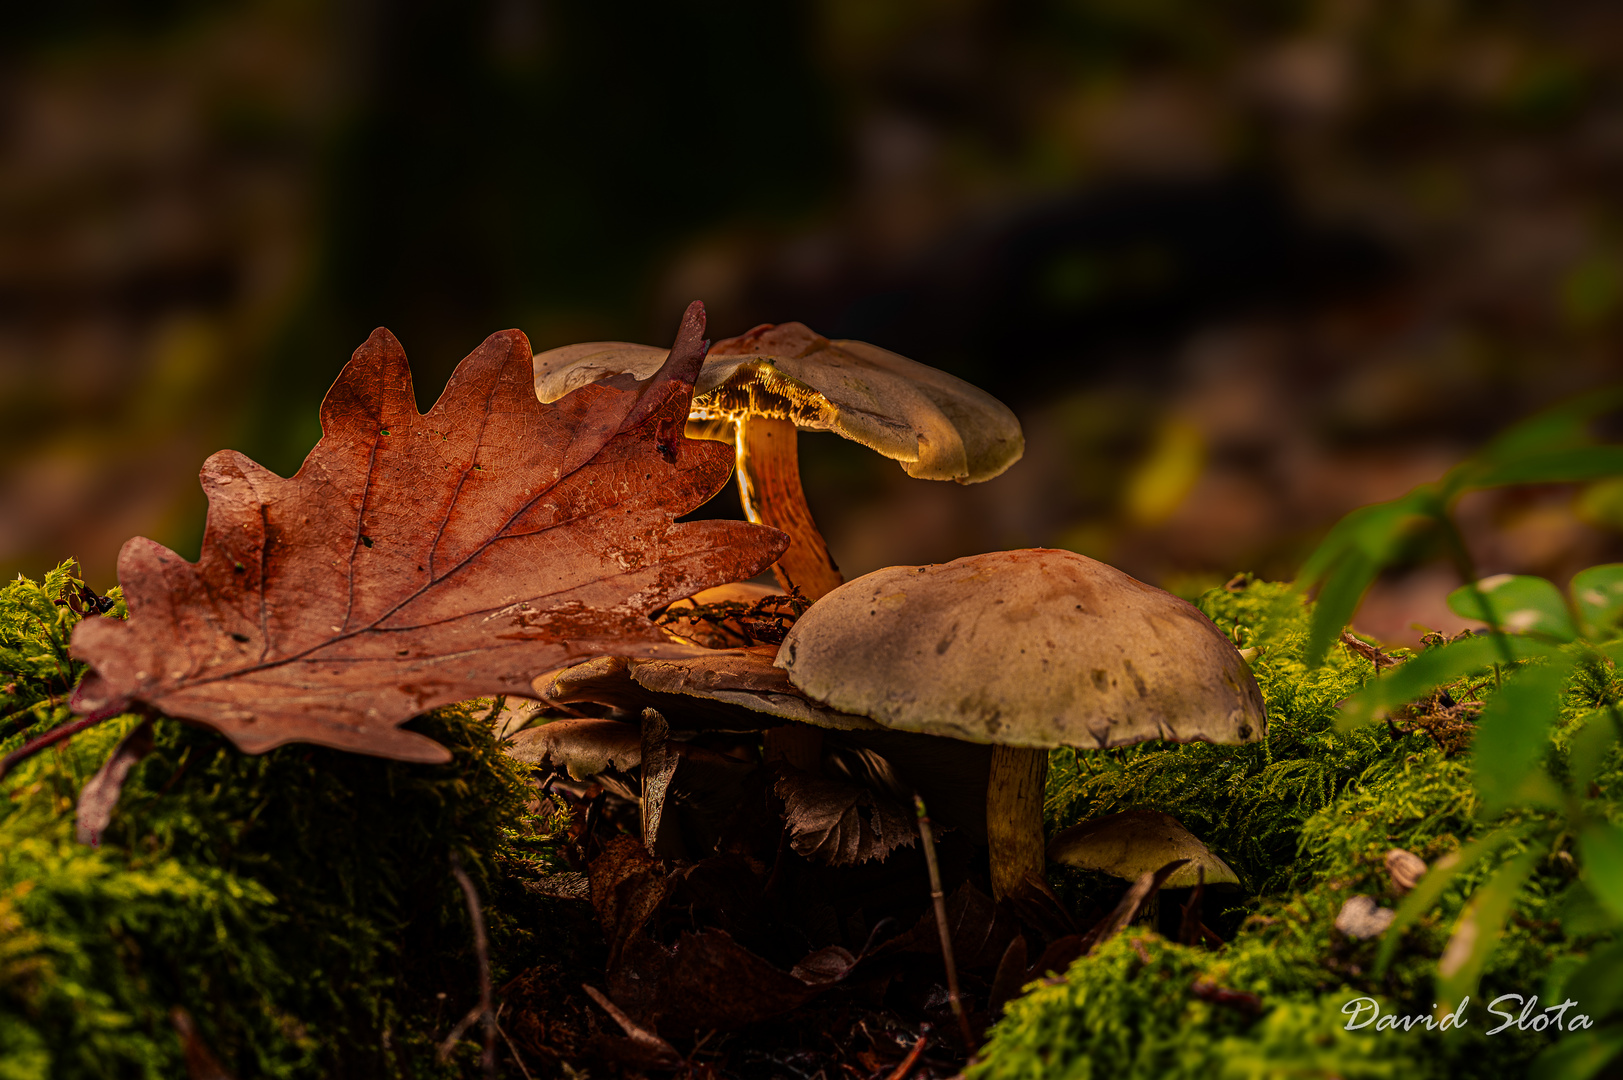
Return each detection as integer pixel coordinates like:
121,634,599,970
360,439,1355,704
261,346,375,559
775,548,1265,901
536,320,1024,771
533,320,1024,601
1045,808,1239,889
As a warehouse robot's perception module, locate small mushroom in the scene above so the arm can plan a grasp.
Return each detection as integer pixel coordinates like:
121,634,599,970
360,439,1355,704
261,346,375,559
776,548,1265,901
1045,809,1239,889
534,321,1023,600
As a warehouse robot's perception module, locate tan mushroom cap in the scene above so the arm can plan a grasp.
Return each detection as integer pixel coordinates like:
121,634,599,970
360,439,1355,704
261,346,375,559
532,322,1023,484
505,717,641,779
776,549,1266,750
1045,809,1239,890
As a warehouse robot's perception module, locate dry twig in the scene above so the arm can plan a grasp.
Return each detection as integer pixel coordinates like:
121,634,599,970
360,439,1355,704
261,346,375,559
438,853,496,1077
915,795,975,1051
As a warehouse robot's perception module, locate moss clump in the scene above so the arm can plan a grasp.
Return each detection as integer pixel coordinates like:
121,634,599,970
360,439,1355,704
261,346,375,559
982,578,1621,1080
0,563,530,1078
972,931,1420,1080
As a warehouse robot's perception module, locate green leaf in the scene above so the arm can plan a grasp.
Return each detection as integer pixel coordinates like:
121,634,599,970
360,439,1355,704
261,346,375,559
1435,846,1542,1013
1460,446,1623,490
1298,490,1442,587
1304,549,1379,669
1474,658,1577,816
1336,633,1562,730
1466,386,1623,469
1531,1022,1623,1080
1555,882,1618,938
1578,821,1623,923
1297,489,1447,668
1447,575,1577,641
1563,939,1623,1018
1568,709,1622,797
1376,828,1524,976
1570,564,1623,639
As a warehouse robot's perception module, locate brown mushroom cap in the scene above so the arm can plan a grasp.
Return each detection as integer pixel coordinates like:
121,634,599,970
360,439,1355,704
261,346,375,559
533,322,1023,484
505,717,642,779
1045,809,1240,889
776,548,1265,749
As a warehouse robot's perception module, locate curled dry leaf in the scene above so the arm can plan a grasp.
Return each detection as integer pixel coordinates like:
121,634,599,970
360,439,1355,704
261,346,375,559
774,770,918,866
69,302,786,763
76,718,155,846
1082,858,1191,956
1336,895,1396,940
639,708,681,859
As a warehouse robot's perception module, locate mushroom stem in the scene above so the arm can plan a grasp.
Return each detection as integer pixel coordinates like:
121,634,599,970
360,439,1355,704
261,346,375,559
986,745,1049,902
734,414,844,601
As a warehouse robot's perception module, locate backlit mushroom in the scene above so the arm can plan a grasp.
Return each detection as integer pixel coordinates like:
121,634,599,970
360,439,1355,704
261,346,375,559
776,548,1265,901
534,320,1023,601
1046,808,1239,888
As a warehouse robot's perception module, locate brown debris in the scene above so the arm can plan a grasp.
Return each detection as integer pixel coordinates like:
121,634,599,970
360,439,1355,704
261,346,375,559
1339,630,1401,671
170,1007,237,1080
775,771,918,866
75,718,155,846
1335,895,1396,940
1191,978,1263,1017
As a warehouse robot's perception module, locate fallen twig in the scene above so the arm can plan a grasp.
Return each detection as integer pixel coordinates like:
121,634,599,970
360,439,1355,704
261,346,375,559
884,1031,930,1080
437,1003,483,1060
438,853,496,1077
916,795,975,1052
171,1007,238,1080
0,704,127,782
495,1013,535,1080
582,984,683,1069
1192,977,1263,1017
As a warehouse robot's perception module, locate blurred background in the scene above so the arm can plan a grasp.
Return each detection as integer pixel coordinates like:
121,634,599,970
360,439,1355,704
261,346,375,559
4,0,1622,645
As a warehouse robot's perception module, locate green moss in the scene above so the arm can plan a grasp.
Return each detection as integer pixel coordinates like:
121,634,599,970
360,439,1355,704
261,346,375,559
0,563,532,1078
983,578,1622,1080
972,931,1419,1080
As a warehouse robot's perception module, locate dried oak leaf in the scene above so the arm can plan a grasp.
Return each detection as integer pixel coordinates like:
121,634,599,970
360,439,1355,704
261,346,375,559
774,770,917,866
69,302,787,763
